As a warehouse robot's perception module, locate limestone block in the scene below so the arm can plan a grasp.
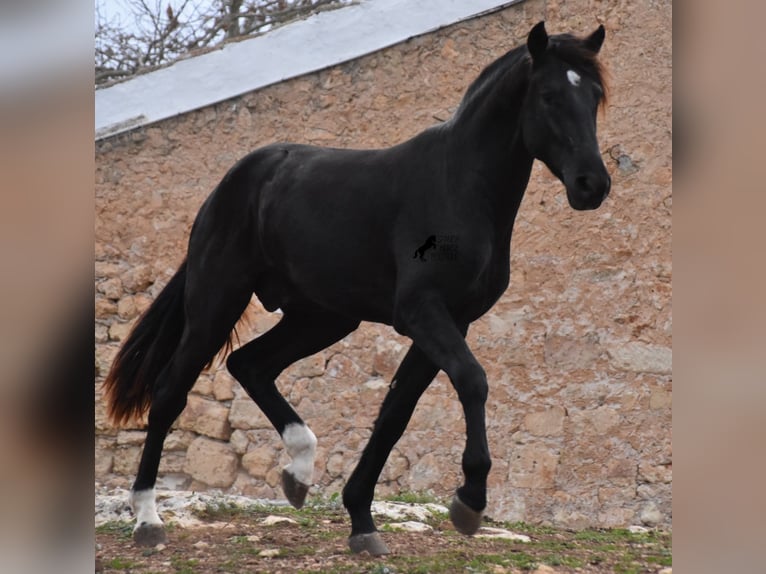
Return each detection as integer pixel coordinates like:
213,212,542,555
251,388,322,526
123,264,153,293
108,321,133,342
95,297,117,319
112,446,142,475
98,278,123,300
372,339,407,380
609,342,672,374
116,296,138,320
164,430,195,451
213,369,236,401
409,452,441,491
289,354,326,378
381,449,409,483
523,406,566,437
159,451,186,473
508,444,559,489
229,429,250,455
183,437,239,488
543,332,602,370
177,395,232,440
229,397,270,429
116,430,146,445
242,446,276,478
650,388,672,410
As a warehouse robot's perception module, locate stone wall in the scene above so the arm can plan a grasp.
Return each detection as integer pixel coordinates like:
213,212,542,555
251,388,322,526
95,0,672,529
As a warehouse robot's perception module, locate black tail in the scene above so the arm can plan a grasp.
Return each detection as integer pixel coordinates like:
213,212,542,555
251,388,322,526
103,261,189,426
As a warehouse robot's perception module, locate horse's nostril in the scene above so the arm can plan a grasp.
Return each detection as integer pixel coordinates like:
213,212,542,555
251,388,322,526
575,175,591,191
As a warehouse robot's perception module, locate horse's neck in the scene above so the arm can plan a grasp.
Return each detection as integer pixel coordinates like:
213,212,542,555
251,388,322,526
447,77,534,242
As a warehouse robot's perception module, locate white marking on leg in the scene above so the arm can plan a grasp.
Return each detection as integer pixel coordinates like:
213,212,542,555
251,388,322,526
130,488,163,529
567,69,581,87
282,423,317,486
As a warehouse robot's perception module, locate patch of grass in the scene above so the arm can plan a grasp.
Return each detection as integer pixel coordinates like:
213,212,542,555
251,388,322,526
542,553,586,568
383,550,539,574
170,556,200,574
96,521,133,540
104,556,137,570
573,528,642,543
192,500,246,521
280,544,317,557
381,490,443,505
500,520,558,536
647,552,673,566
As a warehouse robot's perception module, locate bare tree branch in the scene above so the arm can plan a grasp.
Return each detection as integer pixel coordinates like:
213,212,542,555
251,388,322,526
95,0,354,87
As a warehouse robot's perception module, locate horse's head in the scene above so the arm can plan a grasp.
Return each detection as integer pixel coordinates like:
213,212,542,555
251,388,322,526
521,22,611,211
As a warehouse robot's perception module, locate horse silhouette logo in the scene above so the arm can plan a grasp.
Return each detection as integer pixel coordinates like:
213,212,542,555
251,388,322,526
413,235,437,261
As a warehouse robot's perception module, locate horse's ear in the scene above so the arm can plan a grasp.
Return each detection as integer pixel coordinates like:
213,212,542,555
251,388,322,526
584,24,605,54
527,21,548,62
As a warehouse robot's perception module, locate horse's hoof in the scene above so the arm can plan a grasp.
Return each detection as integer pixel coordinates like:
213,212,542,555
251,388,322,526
133,523,167,547
450,494,483,535
348,532,390,556
282,469,310,509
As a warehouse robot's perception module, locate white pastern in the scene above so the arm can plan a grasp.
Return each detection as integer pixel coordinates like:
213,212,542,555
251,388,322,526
282,423,317,486
567,69,581,87
129,488,163,529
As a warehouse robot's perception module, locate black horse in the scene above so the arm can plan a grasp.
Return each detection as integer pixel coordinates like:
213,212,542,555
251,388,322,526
104,21,611,556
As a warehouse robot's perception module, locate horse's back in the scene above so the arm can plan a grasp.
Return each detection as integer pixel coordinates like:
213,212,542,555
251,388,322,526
208,142,403,320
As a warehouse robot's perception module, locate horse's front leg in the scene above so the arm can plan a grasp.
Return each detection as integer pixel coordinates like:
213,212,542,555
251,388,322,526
394,294,491,535
342,344,439,555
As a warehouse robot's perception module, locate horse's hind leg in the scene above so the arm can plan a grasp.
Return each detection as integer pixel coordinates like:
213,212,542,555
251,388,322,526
343,343,439,555
226,307,359,508
131,282,252,546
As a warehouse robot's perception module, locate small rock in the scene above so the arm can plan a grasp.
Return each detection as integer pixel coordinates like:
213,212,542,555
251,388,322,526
261,515,298,526
258,548,280,557
532,566,557,574
371,501,447,522
658,568,672,574
386,521,432,533
364,377,388,390
640,501,663,526
617,154,639,174
475,527,531,542
193,540,210,549
628,525,650,534
155,543,166,551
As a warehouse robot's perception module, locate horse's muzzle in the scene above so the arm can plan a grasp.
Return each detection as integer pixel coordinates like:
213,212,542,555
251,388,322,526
566,170,611,211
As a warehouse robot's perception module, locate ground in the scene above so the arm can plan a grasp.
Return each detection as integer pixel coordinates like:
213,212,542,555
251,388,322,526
95,495,671,573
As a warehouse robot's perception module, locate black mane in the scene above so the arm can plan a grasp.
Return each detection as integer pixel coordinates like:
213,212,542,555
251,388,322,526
456,32,608,116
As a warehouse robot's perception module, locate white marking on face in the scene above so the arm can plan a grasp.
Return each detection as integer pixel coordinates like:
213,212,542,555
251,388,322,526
567,69,581,87
282,423,317,486
130,488,163,529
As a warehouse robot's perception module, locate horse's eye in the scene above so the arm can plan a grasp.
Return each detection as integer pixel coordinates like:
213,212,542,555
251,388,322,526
593,84,604,101
540,92,557,106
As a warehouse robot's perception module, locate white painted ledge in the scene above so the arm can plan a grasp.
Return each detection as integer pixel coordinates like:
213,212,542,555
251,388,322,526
95,0,524,140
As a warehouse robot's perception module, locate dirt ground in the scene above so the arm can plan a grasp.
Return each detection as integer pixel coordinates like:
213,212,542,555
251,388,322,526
95,501,671,573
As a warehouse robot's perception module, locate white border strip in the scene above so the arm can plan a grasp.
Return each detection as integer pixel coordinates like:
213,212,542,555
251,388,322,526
95,0,525,140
